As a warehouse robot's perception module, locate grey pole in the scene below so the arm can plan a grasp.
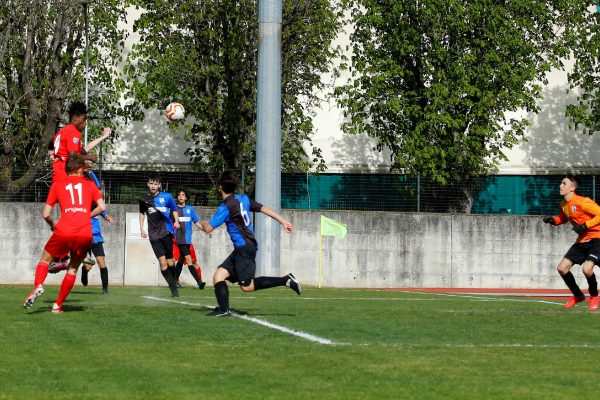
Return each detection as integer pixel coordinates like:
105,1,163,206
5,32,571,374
255,0,282,276
79,0,90,145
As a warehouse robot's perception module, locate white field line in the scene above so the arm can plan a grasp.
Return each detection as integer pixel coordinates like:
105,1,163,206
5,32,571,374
143,296,345,346
365,343,600,349
189,296,438,301
398,291,564,306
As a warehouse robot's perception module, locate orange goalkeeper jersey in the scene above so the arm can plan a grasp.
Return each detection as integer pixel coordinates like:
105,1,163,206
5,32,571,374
553,194,600,243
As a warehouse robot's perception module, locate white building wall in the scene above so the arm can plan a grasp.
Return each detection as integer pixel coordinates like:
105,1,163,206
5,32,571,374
105,8,600,175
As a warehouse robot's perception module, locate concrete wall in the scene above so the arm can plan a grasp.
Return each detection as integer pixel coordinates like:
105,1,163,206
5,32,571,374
0,203,585,289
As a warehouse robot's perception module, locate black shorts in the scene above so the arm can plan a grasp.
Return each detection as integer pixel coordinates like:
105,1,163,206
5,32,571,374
564,239,600,266
89,242,105,258
177,243,191,257
149,234,173,259
220,245,257,285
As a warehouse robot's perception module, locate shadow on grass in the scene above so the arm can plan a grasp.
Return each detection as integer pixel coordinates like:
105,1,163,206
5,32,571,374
25,305,87,314
69,290,101,295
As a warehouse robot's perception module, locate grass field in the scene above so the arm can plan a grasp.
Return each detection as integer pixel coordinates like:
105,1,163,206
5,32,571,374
2,285,600,399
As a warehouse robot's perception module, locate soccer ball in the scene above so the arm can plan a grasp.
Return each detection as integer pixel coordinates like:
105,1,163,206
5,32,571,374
165,102,185,121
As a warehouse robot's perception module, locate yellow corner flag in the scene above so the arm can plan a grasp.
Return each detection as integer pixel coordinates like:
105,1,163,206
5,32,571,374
320,215,347,237
319,215,346,288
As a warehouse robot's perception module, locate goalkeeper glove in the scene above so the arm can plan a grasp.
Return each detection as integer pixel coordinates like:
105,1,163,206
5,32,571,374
542,216,556,225
573,223,588,235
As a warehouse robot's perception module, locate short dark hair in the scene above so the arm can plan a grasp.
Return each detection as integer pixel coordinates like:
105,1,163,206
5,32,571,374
147,173,162,183
66,152,84,173
565,173,580,189
176,187,189,199
218,170,239,194
68,101,87,121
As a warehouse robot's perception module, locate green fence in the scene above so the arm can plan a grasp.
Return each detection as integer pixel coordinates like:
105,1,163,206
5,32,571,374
4,165,598,215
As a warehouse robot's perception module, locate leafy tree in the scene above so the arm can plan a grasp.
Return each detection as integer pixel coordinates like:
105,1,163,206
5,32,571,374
566,8,600,134
0,0,126,200
123,0,343,174
336,0,587,211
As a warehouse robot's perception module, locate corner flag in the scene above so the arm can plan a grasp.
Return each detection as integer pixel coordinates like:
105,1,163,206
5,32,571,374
319,215,347,288
320,215,347,238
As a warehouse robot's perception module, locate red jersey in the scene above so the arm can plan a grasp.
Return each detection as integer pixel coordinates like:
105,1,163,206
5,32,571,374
52,124,83,182
553,194,600,243
46,175,102,237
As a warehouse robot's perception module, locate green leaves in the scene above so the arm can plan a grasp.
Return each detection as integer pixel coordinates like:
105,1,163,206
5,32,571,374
566,6,600,134
0,0,126,197
124,0,343,174
338,0,587,185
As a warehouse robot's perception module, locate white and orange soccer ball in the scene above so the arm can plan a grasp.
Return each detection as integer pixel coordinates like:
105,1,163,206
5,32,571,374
165,102,185,121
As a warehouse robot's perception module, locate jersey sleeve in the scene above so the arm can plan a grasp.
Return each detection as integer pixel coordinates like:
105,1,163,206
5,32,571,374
138,199,148,214
190,207,200,223
555,201,568,225
91,184,102,203
45,184,58,206
582,198,600,228
166,194,178,212
209,204,229,229
249,199,263,213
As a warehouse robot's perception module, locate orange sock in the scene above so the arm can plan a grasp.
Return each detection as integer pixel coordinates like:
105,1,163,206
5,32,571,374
196,267,202,282
55,273,76,308
34,261,49,287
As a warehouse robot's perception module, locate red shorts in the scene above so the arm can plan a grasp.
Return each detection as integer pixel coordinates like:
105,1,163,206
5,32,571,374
44,231,92,261
172,238,197,264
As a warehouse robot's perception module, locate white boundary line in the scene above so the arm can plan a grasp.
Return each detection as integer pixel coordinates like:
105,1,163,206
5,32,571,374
143,296,346,346
398,291,565,306
363,343,600,349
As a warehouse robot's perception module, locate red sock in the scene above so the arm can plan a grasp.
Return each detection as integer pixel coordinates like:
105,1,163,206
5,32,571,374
196,267,202,281
55,273,76,308
34,261,49,287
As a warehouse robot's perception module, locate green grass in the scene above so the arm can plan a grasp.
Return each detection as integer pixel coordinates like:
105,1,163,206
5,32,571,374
1,285,600,399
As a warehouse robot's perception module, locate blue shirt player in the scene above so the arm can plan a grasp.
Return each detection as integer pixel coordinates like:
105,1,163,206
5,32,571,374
201,170,302,317
138,173,181,297
80,169,114,294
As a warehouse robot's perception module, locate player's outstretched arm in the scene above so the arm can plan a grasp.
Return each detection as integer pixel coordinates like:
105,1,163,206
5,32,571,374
84,127,111,152
200,221,214,235
260,205,293,233
194,221,212,237
542,216,556,225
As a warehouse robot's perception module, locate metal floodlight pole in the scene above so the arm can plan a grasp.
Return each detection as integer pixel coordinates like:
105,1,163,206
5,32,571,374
255,0,282,276
79,0,90,145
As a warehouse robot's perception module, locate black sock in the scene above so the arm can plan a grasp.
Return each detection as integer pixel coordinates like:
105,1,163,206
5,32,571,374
561,271,584,298
100,267,108,289
214,281,229,311
254,276,288,291
175,261,184,280
188,265,201,284
161,268,177,289
81,267,89,286
587,273,598,297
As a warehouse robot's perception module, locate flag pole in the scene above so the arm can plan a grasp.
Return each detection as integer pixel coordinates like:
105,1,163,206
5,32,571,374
319,231,323,288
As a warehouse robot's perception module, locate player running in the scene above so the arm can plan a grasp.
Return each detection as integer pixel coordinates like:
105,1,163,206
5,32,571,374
23,153,106,313
543,174,600,310
200,170,301,317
